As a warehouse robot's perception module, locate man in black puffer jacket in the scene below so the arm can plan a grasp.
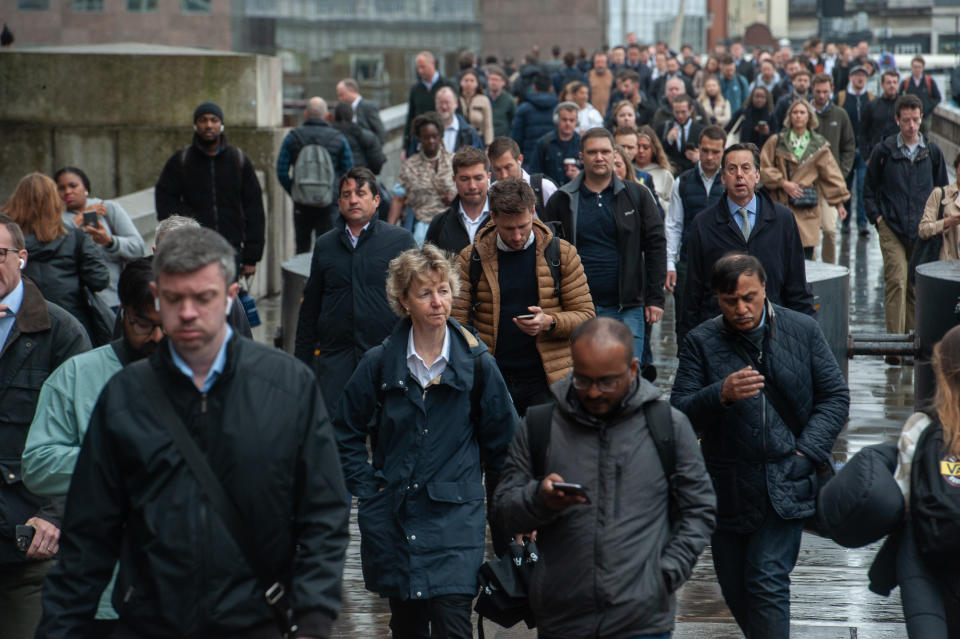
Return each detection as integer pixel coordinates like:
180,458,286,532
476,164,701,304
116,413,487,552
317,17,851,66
672,254,849,639
37,227,349,639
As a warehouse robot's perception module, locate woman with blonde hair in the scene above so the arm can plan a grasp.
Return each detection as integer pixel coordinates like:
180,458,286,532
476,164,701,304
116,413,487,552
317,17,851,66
892,324,960,637
333,244,517,636
2,172,109,342
760,98,849,263
698,75,731,127
635,125,675,204
458,69,494,145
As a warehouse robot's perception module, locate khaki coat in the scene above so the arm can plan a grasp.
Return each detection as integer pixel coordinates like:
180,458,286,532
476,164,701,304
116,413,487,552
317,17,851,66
460,94,494,145
918,183,960,261
451,217,595,384
760,130,850,248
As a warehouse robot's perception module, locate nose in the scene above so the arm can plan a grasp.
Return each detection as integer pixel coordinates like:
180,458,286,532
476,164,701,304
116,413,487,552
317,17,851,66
178,299,199,321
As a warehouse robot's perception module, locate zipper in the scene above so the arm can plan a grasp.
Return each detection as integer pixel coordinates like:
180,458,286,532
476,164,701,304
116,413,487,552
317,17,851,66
614,463,622,520
201,392,207,413
198,500,209,625
210,157,219,233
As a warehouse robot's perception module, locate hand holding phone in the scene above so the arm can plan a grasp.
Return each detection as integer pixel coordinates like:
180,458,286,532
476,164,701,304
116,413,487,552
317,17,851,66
82,211,99,227
541,473,589,511
515,313,536,320
553,482,591,503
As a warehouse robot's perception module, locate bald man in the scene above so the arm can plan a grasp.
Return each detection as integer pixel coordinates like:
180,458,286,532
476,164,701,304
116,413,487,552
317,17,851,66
276,96,354,254
402,50,457,152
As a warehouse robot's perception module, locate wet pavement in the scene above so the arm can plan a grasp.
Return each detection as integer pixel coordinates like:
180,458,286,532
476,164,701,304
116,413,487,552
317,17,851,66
253,225,913,637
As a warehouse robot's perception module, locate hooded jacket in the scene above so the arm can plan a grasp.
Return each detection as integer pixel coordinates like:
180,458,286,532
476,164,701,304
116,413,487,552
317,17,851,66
512,92,560,168
333,318,518,599
493,377,716,638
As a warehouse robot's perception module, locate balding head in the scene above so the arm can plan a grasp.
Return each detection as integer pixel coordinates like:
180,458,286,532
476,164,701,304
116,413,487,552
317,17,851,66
665,77,685,102
570,318,640,416
305,97,328,120
571,318,636,366
416,51,437,83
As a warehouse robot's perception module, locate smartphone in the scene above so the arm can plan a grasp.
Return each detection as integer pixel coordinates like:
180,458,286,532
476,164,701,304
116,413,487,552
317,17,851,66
553,482,591,503
15,524,35,553
757,120,768,128
515,314,536,320
82,211,98,227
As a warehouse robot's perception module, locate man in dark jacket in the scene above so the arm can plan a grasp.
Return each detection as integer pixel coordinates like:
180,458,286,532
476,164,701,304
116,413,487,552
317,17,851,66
551,51,586,95
677,143,814,340
864,94,948,359
155,101,266,278
332,102,385,175
660,94,706,175
424,146,491,255
402,51,456,152
900,56,942,135
835,65,873,236
494,317,716,638
0,215,90,639
487,66,516,139
672,253,849,639
335,77,387,143
861,70,901,162
37,227,350,639
276,97,354,254
542,128,666,362
295,167,416,412
511,73,559,172
531,101,581,186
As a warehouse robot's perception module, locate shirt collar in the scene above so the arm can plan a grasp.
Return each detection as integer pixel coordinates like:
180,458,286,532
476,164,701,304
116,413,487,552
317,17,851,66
459,197,489,222
422,71,440,90
814,101,831,114
496,231,535,252
346,221,371,247
697,162,719,183
727,194,758,216
406,325,450,369
169,324,234,393
897,133,925,150
1,279,25,317
351,95,362,110
445,114,460,133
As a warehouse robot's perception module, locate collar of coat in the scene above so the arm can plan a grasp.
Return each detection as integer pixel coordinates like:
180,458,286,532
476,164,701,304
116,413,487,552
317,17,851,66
471,217,553,263
378,317,485,394
13,277,51,334
557,171,628,198
713,189,779,228
774,129,831,165
715,298,777,342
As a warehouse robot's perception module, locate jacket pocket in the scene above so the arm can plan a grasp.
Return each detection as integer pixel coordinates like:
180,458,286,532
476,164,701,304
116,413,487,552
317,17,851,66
357,489,402,591
423,481,486,548
705,460,740,528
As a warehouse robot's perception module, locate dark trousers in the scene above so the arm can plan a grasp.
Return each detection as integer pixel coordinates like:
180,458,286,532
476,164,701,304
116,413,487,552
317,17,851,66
0,559,54,639
294,203,338,254
897,522,960,637
711,500,804,639
673,260,688,340
500,368,552,418
842,151,868,230
388,594,473,639
803,246,814,260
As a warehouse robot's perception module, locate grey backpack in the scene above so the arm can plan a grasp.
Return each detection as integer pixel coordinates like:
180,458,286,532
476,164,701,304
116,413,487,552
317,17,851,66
291,130,336,207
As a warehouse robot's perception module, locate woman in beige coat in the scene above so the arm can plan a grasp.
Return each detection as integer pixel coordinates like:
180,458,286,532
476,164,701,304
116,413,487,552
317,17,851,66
458,69,494,146
917,152,960,260
698,75,731,127
760,98,849,262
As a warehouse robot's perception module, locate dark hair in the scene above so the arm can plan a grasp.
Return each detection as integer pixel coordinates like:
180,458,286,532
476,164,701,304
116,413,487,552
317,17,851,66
672,93,695,109
711,253,767,295
563,51,576,66
333,101,353,123
699,125,726,145
487,65,508,81
452,145,490,174
895,94,923,117
487,136,521,161
613,124,639,138
719,54,735,66
459,68,480,89
458,51,475,70
0,213,25,250
812,72,833,87
750,86,774,114
911,55,925,67
615,68,640,84
793,68,812,80
412,111,443,137
53,166,91,192
533,73,552,92
722,143,761,172
882,69,900,82
488,177,536,216
552,45,561,56
338,167,379,199
580,127,615,151
117,257,156,313
954,151,960,171
570,317,635,364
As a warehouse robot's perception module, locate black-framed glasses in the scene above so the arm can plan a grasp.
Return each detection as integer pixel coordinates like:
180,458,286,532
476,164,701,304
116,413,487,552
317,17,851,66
0,248,20,263
124,310,164,336
571,372,627,393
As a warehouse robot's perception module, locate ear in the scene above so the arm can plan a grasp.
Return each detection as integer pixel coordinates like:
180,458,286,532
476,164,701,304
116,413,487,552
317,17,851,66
149,281,159,310
227,281,240,300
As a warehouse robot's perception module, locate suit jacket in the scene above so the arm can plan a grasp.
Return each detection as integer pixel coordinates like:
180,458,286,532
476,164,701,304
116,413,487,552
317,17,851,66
661,120,705,175
355,98,387,144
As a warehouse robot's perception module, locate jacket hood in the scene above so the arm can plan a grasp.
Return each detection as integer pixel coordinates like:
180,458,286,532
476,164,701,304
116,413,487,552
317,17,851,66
526,93,559,109
24,231,69,260
551,373,663,430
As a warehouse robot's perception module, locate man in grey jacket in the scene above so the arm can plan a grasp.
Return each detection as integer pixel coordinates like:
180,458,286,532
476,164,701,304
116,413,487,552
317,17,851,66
494,317,716,639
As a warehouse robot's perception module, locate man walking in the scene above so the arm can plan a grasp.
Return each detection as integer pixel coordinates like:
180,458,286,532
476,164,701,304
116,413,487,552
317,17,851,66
660,94,705,175
511,73,559,171
295,167,416,411
37,227,350,638
276,97,354,254
451,177,594,416
677,143,814,340
487,66,516,139
494,316,716,638
0,215,90,639
336,77,387,143
672,253,848,639
899,56,941,135
488,137,558,218
402,50,455,153
812,73,855,264
531,101,581,186
425,147,492,254
864,94,948,363
542,128,666,363
155,101,266,277
861,70,901,162
835,65,873,236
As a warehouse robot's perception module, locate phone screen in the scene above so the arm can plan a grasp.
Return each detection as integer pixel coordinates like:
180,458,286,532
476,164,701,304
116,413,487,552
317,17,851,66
515,314,536,320
553,482,591,502
82,211,98,227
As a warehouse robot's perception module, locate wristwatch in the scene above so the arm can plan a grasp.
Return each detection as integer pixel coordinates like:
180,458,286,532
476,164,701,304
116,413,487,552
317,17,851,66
547,316,557,332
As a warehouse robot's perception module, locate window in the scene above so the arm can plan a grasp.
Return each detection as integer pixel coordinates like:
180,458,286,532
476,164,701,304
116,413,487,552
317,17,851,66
18,0,50,9
128,0,158,11
181,0,212,13
71,0,103,11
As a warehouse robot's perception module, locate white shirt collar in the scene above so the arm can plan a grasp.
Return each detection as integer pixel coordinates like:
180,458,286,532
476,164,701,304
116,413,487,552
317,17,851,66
459,198,490,243
346,221,371,248
406,325,451,388
351,95,362,122
496,231,535,252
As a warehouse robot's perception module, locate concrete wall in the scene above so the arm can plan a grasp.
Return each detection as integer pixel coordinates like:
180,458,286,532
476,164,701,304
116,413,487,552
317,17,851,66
0,44,289,296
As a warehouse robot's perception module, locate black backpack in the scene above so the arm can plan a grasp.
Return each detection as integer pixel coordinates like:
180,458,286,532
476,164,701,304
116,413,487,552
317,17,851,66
529,172,547,219
467,236,562,325
910,415,960,564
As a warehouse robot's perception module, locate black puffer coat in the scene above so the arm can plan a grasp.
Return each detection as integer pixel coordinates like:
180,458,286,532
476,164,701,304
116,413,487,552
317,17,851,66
671,302,849,532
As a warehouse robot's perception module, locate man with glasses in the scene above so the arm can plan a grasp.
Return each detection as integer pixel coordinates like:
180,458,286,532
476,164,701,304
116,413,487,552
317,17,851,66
677,143,814,340
21,258,163,635
494,316,715,639
0,214,90,639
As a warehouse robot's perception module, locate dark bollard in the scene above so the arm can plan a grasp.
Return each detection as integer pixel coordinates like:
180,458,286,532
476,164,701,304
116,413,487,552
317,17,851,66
915,261,960,407
280,253,312,354
806,261,850,380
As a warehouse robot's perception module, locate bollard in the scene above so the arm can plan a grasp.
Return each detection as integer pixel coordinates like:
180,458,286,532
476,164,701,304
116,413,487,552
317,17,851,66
280,253,313,355
806,261,850,380
915,261,960,407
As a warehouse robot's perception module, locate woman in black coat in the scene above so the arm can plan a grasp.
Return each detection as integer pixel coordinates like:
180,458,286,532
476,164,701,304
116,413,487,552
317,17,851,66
726,86,779,149
2,172,110,343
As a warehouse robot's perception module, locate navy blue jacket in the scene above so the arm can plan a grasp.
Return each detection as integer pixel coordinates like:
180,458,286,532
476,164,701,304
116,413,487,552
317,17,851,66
333,318,518,599
676,167,725,263
677,191,814,339
531,130,581,186
512,93,559,171
672,303,849,532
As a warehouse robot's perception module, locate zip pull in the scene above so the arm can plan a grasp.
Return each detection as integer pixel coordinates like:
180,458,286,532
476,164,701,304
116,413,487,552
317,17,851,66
201,393,207,413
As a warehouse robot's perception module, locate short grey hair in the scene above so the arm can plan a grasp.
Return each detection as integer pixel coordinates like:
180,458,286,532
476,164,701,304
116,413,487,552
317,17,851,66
153,227,236,285
155,215,201,247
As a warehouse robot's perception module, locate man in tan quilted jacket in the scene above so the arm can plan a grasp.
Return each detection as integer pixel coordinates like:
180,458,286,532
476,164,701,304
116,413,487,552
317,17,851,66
451,177,595,416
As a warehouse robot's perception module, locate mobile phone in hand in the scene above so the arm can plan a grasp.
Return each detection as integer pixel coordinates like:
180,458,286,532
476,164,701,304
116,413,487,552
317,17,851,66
82,211,98,227
15,524,35,553
553,482,591,503
515,314,536,320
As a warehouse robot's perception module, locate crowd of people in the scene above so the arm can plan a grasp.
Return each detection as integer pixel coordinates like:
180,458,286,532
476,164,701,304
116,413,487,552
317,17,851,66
0,29,959,639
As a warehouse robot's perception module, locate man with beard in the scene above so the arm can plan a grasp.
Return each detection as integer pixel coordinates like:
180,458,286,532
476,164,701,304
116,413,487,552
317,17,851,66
22,258,163,634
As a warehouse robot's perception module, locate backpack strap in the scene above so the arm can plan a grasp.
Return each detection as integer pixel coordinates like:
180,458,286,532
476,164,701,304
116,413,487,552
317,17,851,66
544,236,562,304
925,73,932,94
468,246,483,326
643,399,676,481
525,402,554,480
531,173,545,218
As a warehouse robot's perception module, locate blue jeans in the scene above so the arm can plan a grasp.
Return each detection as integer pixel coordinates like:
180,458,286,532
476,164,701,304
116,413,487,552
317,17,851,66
843,151,868,229
595,305,645,362
710,500,804,639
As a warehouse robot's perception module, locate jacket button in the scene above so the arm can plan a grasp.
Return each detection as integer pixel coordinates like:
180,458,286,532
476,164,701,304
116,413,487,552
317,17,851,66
7,473,14,480
413,483,418,489
410,534,416,541
416,591,422,598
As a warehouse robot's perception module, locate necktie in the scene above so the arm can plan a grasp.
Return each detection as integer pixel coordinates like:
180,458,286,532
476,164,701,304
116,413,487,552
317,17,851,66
739,208,751,240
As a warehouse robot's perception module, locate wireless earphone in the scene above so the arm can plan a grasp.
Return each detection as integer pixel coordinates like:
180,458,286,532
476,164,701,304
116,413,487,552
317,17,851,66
18,257,25,269
220,124,225,133
154,297,161,312
225,296,235,316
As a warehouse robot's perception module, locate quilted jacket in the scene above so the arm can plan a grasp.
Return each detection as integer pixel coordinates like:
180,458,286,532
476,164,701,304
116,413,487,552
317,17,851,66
671,301,849,532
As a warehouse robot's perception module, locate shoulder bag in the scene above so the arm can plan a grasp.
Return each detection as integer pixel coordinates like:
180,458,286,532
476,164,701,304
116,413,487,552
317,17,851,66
784,160,819,209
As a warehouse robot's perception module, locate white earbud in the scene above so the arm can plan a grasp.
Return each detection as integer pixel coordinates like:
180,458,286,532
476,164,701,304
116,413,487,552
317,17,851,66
18,258,25,269
225,296,235,316
154,297,160,312
220,124,225,133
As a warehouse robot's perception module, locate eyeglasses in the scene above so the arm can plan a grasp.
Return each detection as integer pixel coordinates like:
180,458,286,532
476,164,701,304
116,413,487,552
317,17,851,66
125,311,164,336
0,248,20,263
571,373,626,393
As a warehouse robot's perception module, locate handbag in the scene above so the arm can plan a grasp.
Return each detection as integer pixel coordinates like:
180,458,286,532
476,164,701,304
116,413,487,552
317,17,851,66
238,277,261,327
907,186,946,284
134,363,299,638
73,231,115,347
785,160,819,209
474,539,539,638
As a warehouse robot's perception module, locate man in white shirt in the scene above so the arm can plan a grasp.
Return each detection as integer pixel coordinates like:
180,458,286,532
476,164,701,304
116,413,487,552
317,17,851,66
425,146,493,254
487,136,557,217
